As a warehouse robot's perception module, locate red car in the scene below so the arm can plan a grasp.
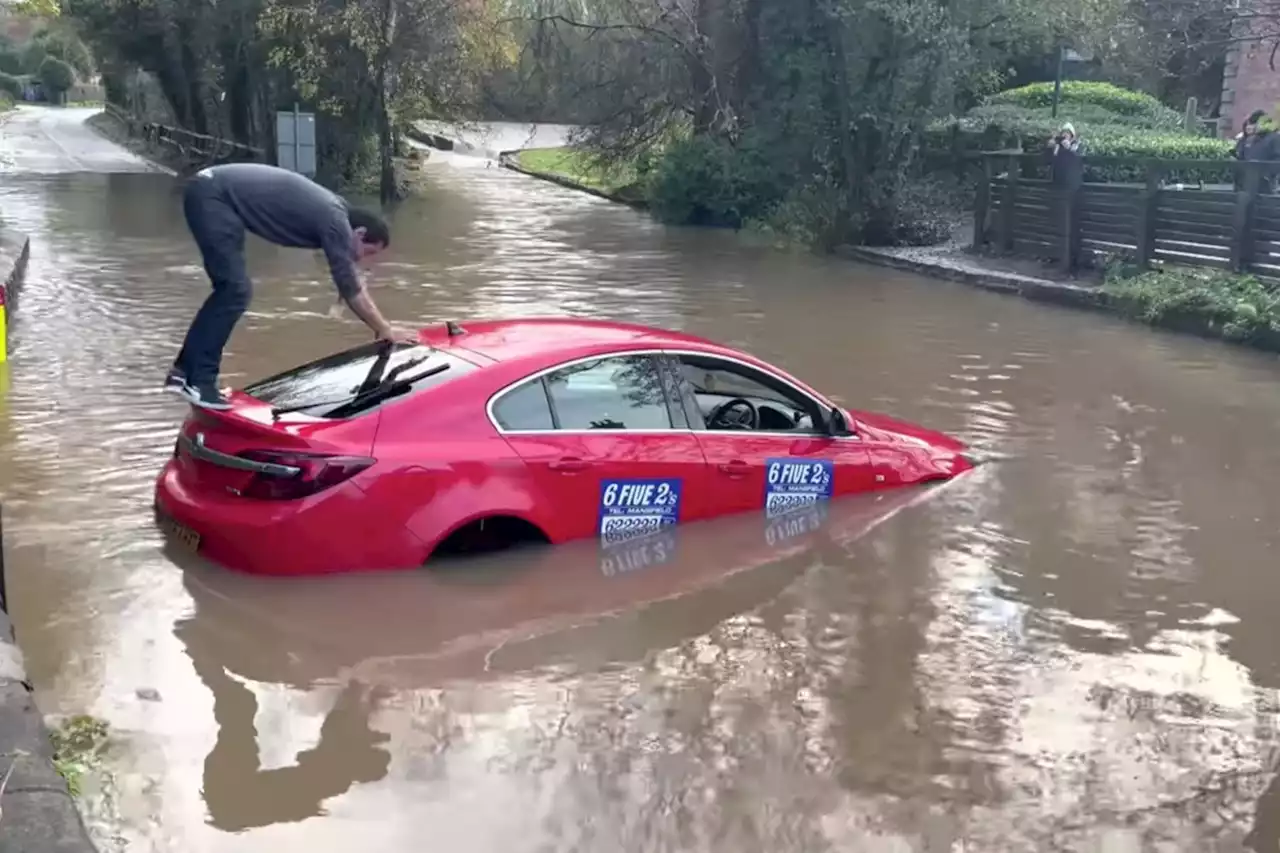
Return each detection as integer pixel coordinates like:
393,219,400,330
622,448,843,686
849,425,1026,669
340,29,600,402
154,317,974,576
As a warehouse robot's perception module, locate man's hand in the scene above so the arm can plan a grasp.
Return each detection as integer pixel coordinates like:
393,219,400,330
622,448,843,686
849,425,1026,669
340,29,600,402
346,289,415,344
374,326,420,345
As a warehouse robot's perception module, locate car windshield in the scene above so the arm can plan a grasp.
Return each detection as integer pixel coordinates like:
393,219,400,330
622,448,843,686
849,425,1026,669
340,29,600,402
244,341,478,418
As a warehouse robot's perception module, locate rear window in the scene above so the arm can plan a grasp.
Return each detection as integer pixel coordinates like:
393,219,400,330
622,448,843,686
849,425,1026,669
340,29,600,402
244,341,479,418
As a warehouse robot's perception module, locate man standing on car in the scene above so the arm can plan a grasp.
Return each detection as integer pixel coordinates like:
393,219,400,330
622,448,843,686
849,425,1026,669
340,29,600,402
165,162,412,410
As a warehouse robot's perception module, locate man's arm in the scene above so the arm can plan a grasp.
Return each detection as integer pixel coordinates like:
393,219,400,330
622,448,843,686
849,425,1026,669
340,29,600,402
320,219,395,339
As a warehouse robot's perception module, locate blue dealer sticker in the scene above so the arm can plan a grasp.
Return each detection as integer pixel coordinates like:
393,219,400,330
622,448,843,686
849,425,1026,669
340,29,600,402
763,458,834,518
598,479,683,545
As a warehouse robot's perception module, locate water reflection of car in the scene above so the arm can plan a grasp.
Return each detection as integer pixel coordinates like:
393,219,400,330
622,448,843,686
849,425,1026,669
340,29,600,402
154,317,974,576
173,483,947,690
171,484,949,829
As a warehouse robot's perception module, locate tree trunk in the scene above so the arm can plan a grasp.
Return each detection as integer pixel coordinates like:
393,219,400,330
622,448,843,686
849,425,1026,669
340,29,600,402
377,0,397,203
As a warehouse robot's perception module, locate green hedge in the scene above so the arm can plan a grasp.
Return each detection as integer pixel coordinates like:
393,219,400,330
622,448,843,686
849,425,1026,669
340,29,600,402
1104,265,1280,344
927,119,1232,184
986,81,1184,129
0,71,21,101
923,82,1234,184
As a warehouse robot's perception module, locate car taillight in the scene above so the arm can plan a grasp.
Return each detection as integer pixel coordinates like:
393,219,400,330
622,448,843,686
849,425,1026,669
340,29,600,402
236,450,375,501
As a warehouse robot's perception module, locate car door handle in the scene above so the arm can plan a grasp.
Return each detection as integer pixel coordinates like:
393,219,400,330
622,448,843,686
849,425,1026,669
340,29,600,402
548,457,590,472
718,461,751,477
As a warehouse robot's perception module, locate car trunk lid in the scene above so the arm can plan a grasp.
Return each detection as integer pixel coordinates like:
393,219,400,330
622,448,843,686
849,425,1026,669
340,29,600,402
174,395,377,497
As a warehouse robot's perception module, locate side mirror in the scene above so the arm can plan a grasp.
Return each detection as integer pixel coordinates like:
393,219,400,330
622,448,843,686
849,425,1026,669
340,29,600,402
824,406,854,437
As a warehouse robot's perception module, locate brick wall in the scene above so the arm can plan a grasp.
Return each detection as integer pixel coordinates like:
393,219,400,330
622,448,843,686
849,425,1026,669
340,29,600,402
1221,12,1280,138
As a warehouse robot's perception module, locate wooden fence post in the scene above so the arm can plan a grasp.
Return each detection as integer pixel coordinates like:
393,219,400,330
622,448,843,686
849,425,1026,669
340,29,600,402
1058,160,1085,274
1001,154,1019,252
972,156,993,250
1135,162,1162,270
1231,161,1261,273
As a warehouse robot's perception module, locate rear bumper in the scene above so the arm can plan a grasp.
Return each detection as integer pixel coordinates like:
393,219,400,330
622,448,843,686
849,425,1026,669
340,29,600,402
154,460,424,576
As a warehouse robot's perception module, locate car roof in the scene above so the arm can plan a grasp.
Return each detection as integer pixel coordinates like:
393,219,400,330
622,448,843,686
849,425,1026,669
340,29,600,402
431,317,737,364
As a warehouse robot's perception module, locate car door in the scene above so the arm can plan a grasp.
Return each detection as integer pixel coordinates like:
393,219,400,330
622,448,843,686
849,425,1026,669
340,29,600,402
663,352,874,520
492,352,711,545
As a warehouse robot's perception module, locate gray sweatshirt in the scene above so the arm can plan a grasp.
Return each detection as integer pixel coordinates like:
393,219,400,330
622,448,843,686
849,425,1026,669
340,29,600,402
204,163,362,300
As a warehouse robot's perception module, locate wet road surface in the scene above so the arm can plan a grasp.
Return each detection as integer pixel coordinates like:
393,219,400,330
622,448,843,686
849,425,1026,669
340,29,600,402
0,126,1279,851
0,105,163,174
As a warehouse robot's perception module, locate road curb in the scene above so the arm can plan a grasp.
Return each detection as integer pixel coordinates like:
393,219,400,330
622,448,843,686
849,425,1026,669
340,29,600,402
0,610,99,853
0,249,99,853
837,244,1280,354
833,245,1105,310
496,151,649,211
2,236,29,303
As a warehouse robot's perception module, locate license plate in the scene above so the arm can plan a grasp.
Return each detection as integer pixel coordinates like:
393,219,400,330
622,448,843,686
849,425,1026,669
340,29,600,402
158,512,201,552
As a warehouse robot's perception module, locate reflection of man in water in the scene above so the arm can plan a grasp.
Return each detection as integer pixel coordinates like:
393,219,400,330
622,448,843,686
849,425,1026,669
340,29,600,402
174,585,392,831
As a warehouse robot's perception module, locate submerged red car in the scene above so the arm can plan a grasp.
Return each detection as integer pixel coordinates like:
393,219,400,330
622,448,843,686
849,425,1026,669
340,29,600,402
154,317,975,576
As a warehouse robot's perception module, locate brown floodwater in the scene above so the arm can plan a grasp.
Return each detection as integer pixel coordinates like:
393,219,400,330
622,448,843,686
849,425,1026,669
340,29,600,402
1,143,1280,852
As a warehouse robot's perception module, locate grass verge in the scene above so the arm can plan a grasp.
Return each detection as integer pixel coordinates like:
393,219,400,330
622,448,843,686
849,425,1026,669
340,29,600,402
50,714,110,797
1103,264,1280,345
512,147,645,202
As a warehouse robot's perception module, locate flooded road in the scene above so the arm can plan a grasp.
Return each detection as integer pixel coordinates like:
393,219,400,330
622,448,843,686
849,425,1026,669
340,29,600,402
1,121,1280,850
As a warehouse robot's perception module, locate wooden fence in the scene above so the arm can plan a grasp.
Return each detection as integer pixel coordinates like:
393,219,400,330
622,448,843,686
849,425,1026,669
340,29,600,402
103,103,265,165
972,153,1280,278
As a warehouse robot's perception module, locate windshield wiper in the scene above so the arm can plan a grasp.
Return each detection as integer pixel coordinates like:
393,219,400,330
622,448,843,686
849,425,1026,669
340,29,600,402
380,354,430,386
271,362,450,419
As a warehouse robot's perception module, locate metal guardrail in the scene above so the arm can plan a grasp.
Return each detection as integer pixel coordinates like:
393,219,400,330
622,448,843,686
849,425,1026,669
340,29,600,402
103,102,265,162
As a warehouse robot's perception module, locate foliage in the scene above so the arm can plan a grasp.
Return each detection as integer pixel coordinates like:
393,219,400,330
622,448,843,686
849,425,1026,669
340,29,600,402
37,56,74,97
11,0,61,15
49,714,109,797
508,0,1067,247
927,79,1234,185
32,24,94,79
986,81,1183,128
0,46,22,76
1103,264,1280,343
20,40,47,75
0,72,22,101
965,102,1182,133
645,134,785,229
257,0,504,196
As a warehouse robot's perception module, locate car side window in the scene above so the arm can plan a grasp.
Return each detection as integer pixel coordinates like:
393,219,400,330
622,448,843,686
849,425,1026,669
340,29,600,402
672,354,823,433
545,355,675,430
492,379,555,431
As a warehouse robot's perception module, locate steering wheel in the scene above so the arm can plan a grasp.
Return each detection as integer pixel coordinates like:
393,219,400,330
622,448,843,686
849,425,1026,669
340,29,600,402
707,397,759,431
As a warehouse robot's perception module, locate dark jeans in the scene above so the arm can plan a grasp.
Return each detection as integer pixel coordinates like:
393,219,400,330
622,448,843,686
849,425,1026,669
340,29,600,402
172,173,251,387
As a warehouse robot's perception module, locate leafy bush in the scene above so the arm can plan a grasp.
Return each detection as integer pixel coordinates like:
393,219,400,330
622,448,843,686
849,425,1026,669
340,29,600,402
747,180,846,248
862,175,961,247
37,56,75,100
966,102,1182,133
0,46,22,76
987,82,1184,129
1103,265,1280,343
923,81,1233,185
21,41,47,75
0,71,22,100
33,29,94,79
646,134,784,228
926,115,1233,185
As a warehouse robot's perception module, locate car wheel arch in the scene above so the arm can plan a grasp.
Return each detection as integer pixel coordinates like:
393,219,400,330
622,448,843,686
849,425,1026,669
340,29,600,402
426,510,555,562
